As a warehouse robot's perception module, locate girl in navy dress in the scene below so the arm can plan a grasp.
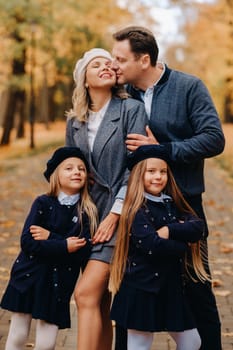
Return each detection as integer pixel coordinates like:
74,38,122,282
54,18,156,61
1,146,98,350
109,145,210,350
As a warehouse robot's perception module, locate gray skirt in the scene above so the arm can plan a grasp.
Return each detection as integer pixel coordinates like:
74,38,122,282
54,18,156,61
89,233,116,263
90,245,114,264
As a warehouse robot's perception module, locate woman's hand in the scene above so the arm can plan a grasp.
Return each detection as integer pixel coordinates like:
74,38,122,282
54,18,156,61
30,225,50,240
66,237,87,253
92,212,120,244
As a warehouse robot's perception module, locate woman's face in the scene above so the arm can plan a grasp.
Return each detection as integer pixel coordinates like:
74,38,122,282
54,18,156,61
85,57,116,89
144,158,168,196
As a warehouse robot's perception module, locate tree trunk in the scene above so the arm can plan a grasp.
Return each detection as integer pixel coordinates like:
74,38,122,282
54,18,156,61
0,19,26,146
16,90,26,138
0,90,17,145
223,88,233,123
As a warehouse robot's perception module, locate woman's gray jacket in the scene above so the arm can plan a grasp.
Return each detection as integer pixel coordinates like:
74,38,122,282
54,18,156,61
66,96,148,228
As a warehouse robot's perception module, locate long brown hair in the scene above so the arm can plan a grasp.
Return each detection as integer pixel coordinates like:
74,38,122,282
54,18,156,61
47,164,98,237
109,159,210,295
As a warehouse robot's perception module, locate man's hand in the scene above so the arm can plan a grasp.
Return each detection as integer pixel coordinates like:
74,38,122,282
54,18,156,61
126,125,159,151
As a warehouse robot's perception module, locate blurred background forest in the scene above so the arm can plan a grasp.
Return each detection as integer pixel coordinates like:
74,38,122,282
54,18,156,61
0,0,232,153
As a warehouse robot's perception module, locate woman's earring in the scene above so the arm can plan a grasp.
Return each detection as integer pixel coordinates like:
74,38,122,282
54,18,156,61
85,83,89,88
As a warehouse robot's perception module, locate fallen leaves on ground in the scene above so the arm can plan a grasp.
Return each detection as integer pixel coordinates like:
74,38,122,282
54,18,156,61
212,279,223,288
220,243,233,253
214,290,231,297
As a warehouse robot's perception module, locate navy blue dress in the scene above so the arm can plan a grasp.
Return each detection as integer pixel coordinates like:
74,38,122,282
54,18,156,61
1,194,91,329
111,198,204,332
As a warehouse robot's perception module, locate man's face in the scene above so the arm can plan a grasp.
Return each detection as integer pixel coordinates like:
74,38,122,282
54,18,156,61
112,39,142,85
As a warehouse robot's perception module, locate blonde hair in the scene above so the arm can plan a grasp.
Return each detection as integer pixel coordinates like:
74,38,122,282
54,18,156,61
67,84,128,123
109,160,210,295
48,165,98,237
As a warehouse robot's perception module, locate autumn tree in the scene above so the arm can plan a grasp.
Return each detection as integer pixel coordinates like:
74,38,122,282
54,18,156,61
158,0,233,122
0,0,134,146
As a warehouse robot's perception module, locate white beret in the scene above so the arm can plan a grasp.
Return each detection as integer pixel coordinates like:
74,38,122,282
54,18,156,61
73,48,112,83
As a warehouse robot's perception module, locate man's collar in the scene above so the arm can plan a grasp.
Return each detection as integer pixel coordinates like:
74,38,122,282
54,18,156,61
131,63,171,92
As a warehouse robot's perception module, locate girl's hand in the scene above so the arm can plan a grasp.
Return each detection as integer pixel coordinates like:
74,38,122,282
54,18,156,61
156,226,169,239
66,237,87,253
30,225,50,240
92,212,119,244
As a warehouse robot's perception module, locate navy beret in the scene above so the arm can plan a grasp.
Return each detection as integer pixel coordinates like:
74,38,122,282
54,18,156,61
44,146,89,181
127,144,171,170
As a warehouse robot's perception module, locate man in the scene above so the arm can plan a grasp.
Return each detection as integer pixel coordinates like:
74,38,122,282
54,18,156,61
111,26,225,350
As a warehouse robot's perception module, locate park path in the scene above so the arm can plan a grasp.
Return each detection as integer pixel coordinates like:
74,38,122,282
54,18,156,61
0,150,233,350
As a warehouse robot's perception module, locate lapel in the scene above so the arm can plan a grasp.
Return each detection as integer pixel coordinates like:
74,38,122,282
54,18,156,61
70,119,90,162
70,98,122,185
70,119,106,184
91,97,121,167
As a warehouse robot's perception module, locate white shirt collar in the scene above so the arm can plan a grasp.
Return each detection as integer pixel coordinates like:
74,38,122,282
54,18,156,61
145,192,171,203
139,62,165,118
58,191,80,206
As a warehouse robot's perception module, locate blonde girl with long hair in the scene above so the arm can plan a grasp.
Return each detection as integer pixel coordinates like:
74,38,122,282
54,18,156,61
110,145,210,350
1,146,98,350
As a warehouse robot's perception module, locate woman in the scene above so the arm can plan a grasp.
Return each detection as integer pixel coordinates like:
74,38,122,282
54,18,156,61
66,48,148,350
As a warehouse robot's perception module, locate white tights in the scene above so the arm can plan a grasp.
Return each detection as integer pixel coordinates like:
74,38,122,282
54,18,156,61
5,313,59,350
128,328,201,350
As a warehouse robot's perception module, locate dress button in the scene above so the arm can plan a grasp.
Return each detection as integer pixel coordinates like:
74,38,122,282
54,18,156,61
138,240,142,244
144,224,148,228
54,283,58,287
26,273,30,277
148,250,152,255
132,262,137,266
155,272,159,277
